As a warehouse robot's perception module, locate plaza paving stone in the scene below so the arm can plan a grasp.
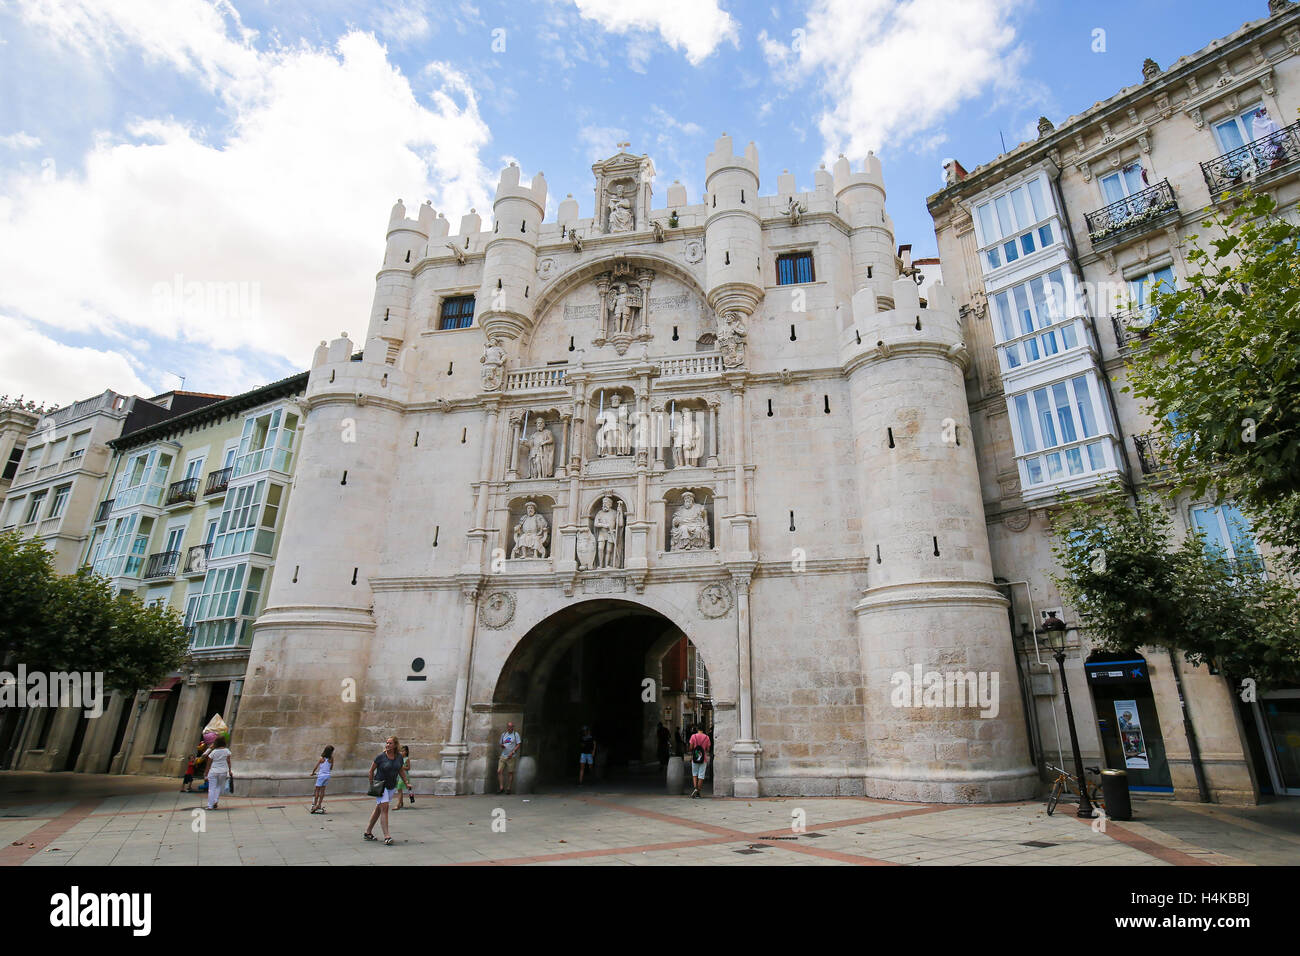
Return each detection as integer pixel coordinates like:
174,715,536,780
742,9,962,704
1,773,1296,866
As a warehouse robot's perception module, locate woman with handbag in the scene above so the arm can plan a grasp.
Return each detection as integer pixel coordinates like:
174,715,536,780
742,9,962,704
364,736,412,846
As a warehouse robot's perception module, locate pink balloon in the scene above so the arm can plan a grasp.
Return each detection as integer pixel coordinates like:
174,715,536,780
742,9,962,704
203,731,217,744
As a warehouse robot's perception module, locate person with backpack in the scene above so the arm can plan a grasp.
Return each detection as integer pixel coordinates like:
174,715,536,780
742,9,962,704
688,725,711,798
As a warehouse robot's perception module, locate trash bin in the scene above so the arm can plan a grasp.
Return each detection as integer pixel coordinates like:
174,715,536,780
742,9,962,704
1100,769,1131,821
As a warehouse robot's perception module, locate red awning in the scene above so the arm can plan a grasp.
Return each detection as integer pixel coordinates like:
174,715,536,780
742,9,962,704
149,676,183,700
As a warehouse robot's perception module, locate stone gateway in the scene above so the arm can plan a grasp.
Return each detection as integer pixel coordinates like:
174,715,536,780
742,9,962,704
235,140,1037,802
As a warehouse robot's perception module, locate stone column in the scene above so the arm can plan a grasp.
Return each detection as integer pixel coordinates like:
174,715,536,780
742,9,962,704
594,277,611,345
729,382,746,512
475,402,502,530
651,402,667,470
506,414,522,480
707,398,721,466
636,269,654,339
557,413,570,479
730,571,762,797
438,582,481,795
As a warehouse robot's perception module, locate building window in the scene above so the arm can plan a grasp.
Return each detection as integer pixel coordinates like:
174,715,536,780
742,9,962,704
24,491,47,523
48,484,71,520
114,448,173,509
1213,103,1266,153
3,446,22,482
191,564,265,649
974,177,1054,260
991,268,1080,369
776,252,815,285
1099,163,1146,206
1010,374,1113,486
1190,504,1262,572
232,408,297,478
438,295,476,330
67,431,90,460
1125,265,1175,324
213,480,265,558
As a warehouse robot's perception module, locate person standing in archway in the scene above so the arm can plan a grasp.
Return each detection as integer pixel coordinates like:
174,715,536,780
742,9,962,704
578,726,597,785
688,725,711,798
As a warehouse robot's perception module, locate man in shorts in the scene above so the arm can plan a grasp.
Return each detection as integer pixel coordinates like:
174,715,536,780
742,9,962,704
497,721,521,794
578,726,596,785
688,725,711,798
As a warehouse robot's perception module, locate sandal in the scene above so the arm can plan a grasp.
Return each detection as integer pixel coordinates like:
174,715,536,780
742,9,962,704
363,832,376,841
384,837,394,846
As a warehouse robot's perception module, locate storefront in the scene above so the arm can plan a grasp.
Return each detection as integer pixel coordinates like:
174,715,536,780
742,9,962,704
1245,689,1300,797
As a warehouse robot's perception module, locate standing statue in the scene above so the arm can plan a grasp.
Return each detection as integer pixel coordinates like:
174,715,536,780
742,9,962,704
591,496,626,569
596,394,632,457
520,418,555,478
511,501,549,559
673,409,703,467
607,283,633,334
670,492,711,551
480,336,506,391
608,192,634,233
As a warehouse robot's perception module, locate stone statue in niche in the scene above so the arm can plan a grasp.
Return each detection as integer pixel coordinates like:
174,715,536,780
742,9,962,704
715,311,747,368
511,501,549,559
607,187,635,233
672,409,703,467
670,491,711,551
480,336,506,391
596,394,632,457
608,283,636,334
520,418,555,478
591,495,626,569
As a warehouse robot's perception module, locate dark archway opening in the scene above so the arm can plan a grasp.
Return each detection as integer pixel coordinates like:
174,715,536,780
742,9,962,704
491,600,713,792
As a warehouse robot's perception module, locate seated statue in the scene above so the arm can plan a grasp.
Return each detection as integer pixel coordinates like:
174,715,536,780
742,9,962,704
670,491,711,551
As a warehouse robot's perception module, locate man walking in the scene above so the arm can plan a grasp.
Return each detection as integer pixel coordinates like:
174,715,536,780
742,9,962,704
578,726,596,785
498,721,521,794
688,725,710,798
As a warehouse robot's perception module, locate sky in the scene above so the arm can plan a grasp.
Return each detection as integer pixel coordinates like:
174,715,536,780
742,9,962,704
0,0,1273,405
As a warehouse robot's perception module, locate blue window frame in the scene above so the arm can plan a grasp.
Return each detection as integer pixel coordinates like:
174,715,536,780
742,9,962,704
438,295,476,330
776,251,815,285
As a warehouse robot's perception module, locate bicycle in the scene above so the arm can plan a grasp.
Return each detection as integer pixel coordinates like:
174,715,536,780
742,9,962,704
1045,764,1105,816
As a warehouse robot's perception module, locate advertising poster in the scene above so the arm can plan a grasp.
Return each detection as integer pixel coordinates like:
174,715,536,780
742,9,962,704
1114,700,1150,770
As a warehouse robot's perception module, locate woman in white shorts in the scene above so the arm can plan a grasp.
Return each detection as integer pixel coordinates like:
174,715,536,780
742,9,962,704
364,736,412,846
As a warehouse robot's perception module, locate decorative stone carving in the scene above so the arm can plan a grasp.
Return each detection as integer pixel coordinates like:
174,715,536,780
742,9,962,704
480,336,506,391
520,418,556,478
445,241,467,265
715,311,747,368
590,495,627,569
510,501,549,558
698,582,733,618
479,591,516,629
593,265,654,355
592,148,654,235
673,409,704,467
670,491,711,551
784,196,806,226
1141,58,1161,82
569,228,583,253
537,257,556,280
652,219,665,242
1004,511,1031,533
608,188,635,232
684,239,704,264
969,289,988,321
1037,116,1055,137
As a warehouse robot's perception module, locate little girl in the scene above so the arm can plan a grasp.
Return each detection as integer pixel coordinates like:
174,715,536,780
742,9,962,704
393,746,413,809
310,745,334,813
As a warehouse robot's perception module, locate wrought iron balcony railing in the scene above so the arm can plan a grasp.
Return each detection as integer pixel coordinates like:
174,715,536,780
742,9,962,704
143,550,181,580
204,466,232,496
1110,307,1158,353
1133,433,1169,476
1085,179,1178,247
1201,120,1300,196
165,476,201,506
182,543,211,575
93,498,114,523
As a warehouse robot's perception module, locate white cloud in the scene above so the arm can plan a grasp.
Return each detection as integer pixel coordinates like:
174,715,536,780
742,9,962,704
569,0,740,65
764,0,1025,158
578,123,629,163
0,315,154,405
0,132,42,150
1,1,495,370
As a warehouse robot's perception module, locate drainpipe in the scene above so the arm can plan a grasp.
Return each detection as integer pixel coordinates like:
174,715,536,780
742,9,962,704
1054,169,1210,799
999,580,1063,773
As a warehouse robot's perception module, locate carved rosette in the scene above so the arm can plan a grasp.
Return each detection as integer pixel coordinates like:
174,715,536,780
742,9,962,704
698,582,734,618
479,591,516,629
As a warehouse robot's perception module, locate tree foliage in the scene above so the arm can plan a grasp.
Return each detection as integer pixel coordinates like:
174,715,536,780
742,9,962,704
1051,490,1300,688
1124,190,1300,574
0,531,189,691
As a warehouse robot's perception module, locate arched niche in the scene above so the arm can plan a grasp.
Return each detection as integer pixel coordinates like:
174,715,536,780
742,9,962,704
505,494,556,560
581,490,632,570
510,406,566,480
589,386,638,460
663,486,716,552
653,396,712,470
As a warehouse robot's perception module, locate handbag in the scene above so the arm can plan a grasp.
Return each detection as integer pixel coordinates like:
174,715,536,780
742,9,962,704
367,777,385,797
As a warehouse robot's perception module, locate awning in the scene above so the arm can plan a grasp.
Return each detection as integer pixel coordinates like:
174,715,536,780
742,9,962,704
149,676,183,699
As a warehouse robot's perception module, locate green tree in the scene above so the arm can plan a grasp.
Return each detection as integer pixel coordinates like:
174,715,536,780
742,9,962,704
1051,490,1300,689
1124,190,1300,574
0,530,188,691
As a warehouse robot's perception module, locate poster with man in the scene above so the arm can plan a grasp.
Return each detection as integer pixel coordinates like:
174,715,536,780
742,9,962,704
1114,700,1150,769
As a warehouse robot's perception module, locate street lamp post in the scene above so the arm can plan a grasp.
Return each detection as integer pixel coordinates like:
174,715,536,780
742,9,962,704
1040,612,1095,818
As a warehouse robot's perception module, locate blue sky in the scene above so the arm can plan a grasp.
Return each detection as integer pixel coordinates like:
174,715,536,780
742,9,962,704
0,0,1271,405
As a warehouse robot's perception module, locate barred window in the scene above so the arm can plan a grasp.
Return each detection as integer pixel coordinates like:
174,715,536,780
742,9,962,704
776,251,815,285
438,295,476,330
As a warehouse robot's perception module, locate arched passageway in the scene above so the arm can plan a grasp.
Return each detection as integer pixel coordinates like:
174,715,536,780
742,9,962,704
489,600,713,790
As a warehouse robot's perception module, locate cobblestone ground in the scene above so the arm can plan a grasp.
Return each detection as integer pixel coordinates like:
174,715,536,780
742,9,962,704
2,773,1297,866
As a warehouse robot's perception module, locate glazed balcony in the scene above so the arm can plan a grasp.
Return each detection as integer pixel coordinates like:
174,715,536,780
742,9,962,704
204,466,232,497
1085,179,1179,252
165,476,200,507
1202,120,1300,196
143,550,181,580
